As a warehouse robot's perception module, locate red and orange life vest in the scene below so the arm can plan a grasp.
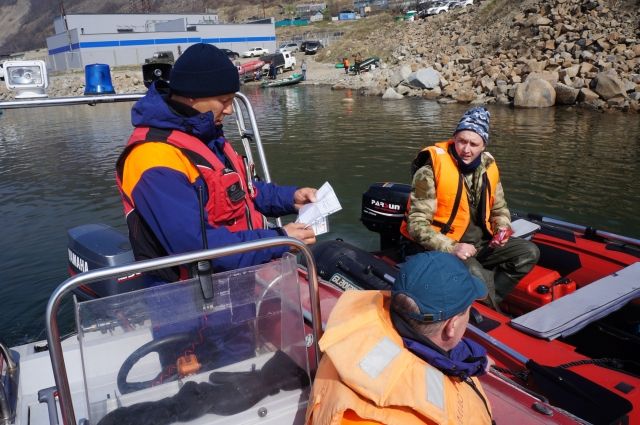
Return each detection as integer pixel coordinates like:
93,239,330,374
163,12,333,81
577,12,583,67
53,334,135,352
117,126,265,232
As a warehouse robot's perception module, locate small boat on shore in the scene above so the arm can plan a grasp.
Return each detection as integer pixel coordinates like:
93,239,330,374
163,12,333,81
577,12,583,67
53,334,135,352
237,59,265,81
261,73,303,88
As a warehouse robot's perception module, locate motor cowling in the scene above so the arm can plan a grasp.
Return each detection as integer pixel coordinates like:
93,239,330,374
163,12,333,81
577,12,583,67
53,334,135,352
311,239,397,291
361,182,411,251
67,223,151,300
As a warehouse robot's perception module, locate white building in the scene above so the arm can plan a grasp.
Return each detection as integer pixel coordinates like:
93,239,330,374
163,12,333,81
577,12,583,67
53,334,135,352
47,13,276,72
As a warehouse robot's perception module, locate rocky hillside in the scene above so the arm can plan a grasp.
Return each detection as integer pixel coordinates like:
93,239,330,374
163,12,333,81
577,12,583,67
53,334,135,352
324,0,640,112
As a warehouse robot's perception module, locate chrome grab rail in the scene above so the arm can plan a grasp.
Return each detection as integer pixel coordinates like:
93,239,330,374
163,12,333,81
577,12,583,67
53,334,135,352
232,92,282,227
0,93,145,109
46,237,323,425
0,341,18,425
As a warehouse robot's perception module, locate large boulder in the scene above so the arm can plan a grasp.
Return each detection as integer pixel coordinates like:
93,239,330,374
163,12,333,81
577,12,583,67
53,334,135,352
453,88,477,103
554,83,580,105
577,88,600,102
407,67,441,89
422,86,442,99
382,87,404,100
514,78,556,108
526,71,560,84
593,71,627,100
389,65,412,88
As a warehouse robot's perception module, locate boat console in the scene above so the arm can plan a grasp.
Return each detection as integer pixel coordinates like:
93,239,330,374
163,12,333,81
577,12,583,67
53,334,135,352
2,239,323,425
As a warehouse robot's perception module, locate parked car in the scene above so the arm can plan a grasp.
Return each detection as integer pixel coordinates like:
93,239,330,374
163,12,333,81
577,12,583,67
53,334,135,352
426,1,452,15
220,48,240,60
242,47,269,58
144,51,175,64
304,41,323,55
453,0,474,6
300,41,313,53
278,42,299,53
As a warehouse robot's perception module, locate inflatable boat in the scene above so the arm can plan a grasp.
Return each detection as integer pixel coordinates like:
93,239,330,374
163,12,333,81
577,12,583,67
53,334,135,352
260,73,304,88
1,92,638,425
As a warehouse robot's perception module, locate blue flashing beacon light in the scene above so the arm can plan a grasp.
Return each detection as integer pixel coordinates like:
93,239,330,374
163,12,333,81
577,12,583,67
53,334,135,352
84,64,115,95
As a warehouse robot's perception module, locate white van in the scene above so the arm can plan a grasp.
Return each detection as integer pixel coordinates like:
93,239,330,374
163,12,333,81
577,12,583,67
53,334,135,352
261,52,297,76
282,51,297,70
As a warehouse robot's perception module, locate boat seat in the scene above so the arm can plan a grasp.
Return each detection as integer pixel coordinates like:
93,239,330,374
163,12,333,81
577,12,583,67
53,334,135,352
510,262,640,339
510,219,541,240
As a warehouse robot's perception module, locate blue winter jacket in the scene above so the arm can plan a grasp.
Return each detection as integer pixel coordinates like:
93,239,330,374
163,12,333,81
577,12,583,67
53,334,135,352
122,83,298,272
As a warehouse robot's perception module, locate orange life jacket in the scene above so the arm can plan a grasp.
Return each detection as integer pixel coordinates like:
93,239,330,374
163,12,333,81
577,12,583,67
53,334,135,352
305,291,492,425
400,140,499,242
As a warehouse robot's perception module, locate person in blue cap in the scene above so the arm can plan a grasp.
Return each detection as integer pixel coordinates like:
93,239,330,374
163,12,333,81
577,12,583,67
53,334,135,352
400,107,539,307
306,252,493,425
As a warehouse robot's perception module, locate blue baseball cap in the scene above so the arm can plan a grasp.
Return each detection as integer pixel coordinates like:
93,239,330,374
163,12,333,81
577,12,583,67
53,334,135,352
392,252,487,322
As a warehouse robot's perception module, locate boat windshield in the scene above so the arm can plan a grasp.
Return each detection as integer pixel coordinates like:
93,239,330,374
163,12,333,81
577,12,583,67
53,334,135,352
75,254,310,425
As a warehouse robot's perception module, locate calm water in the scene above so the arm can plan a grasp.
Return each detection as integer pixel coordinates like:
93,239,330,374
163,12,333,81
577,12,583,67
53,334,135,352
1,85,639,346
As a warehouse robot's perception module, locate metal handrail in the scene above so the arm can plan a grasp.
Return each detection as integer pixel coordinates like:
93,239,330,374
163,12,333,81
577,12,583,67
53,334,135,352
232,92,282,227
0,342,18,425
0,93,145,109
46,237,323,425
233,92,274,186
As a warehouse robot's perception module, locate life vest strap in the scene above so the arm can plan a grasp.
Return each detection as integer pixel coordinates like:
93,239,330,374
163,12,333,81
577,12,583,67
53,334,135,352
437,173,463,235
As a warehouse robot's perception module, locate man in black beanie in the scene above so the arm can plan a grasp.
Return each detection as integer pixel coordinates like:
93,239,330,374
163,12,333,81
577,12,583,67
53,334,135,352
117,43,317,280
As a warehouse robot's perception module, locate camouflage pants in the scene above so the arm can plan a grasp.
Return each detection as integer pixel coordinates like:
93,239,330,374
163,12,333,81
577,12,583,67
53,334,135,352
465,237,540,304
400,237,539,306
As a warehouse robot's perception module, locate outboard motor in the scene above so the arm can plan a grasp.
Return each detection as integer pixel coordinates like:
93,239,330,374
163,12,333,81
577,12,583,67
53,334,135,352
311,240,397,291
67,223,151,300
361,182,411,251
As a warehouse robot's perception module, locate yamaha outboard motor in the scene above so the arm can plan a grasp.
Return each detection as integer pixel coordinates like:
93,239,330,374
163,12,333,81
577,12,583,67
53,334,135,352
361,182,411,251
67,223,151,300
311,240,397,291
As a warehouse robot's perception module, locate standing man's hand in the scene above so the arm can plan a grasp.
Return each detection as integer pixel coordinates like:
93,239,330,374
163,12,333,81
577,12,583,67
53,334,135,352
293,187,317,211
282,223,316,245
453,242,477,261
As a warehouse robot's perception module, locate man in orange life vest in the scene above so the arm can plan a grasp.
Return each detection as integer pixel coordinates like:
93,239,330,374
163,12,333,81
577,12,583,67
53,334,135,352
306,252,493,425
400,107,539,305
117,43,317,282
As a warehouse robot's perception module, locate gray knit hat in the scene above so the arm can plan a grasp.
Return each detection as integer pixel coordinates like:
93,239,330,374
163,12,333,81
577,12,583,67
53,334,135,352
453,107,491,144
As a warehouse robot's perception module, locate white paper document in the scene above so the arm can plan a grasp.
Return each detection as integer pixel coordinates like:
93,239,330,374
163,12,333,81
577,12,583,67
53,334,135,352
295,182,342,235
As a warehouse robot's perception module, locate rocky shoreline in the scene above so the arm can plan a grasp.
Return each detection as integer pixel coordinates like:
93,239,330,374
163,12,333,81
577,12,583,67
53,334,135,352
328,0,639,112
1,0,637,112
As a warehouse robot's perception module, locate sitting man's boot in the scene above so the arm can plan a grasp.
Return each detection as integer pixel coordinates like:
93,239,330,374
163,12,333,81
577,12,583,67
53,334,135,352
465,258,500,309
494,271,519,304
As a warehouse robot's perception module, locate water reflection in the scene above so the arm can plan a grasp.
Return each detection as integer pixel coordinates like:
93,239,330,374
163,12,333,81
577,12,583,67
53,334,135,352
0,85,638,346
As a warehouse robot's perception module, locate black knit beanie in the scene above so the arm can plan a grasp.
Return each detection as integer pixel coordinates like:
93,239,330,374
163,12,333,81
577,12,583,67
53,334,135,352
169,43,240,98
